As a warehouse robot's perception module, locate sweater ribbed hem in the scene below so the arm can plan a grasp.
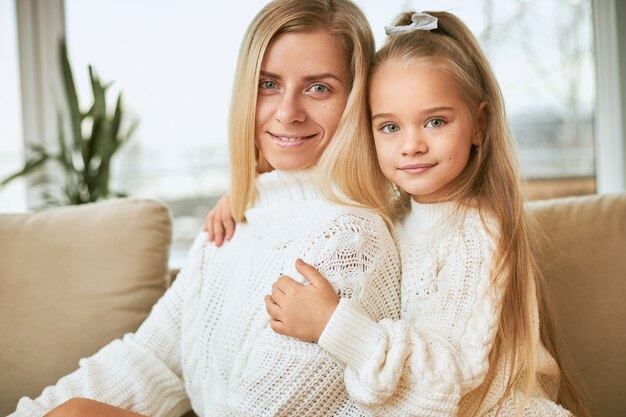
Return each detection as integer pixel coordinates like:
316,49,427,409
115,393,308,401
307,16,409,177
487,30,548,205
318,299,385,371
404,390,460,417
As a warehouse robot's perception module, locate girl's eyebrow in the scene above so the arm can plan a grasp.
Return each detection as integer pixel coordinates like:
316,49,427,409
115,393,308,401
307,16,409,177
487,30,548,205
371,112,394,121
371,106,455,121
422,106,454,114
259,70,341,82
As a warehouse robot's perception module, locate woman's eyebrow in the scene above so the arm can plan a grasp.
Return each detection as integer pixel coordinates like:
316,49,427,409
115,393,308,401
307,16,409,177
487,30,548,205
259,70,341,83
302,73,342,82
259,70,281,79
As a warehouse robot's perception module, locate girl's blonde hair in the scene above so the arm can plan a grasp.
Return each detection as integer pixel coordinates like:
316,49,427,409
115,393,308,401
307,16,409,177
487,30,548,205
229,0,392,222
374,11,591,417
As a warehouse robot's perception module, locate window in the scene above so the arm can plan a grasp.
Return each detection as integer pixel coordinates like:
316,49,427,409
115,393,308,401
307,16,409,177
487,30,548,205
13,0,596,264
0,0,26,212
359,0,595,197
64,1,263,265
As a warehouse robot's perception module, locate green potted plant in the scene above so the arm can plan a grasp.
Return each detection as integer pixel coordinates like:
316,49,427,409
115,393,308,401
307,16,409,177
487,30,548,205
1,39,138,205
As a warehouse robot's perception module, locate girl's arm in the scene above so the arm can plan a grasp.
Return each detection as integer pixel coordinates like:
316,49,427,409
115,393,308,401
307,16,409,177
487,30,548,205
10,235,209,417
267,222,504,416
203,193,235,247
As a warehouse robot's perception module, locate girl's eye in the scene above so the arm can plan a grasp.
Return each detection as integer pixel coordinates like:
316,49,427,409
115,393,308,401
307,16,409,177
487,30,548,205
425,118,446,128
381,124,400,133
308,84,330,93
259,80,278,89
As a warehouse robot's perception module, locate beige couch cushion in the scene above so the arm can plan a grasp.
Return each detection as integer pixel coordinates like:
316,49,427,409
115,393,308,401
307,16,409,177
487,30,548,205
528,193,626,417
0,198,172,416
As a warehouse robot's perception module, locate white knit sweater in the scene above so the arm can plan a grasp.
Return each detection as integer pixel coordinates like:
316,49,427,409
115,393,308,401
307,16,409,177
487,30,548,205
319,199,572,417
11,169,401,417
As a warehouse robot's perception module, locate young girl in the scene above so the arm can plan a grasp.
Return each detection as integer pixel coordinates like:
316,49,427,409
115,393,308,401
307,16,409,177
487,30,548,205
206,11,591,417
10,1,402,416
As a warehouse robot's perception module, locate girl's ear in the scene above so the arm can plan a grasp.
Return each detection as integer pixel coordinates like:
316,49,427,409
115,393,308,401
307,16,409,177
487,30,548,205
474,101,488,145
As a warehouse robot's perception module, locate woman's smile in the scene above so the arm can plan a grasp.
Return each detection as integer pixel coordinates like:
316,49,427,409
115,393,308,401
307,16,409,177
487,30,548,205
268,132,319,148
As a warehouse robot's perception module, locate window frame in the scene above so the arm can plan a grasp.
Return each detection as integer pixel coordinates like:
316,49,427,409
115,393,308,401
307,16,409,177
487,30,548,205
593,0,626,193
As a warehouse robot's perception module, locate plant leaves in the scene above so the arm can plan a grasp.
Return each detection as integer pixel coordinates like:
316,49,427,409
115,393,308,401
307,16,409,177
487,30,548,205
59,38,85,164
0,153,49,186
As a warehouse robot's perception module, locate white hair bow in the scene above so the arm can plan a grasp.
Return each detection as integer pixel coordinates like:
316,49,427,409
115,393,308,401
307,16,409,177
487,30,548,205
384,12,438,35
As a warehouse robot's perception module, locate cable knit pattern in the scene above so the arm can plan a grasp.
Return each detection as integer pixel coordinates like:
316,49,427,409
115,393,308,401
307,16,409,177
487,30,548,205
319,200,571,417
10,169,401,417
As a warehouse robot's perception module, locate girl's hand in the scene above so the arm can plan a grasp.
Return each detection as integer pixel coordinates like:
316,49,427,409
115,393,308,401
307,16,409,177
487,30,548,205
202,193,235,247
265,258,339,342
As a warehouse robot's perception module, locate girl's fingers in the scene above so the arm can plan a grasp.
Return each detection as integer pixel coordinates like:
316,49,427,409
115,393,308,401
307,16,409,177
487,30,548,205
205,213,214,241
213,217,225,247
271,282,287,302
275,275,301,293
269,318,286,335
265,295,281,318
218,194,236,241
224,217,236,241
295,258,328,287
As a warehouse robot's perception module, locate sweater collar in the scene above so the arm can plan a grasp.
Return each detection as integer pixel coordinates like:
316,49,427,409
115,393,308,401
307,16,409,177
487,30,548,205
400,199,459,234
245,168,327,226
253,169,321,207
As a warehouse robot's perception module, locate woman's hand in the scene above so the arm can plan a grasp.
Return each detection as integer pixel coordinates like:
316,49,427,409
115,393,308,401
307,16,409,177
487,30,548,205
202,193,235,247
265,258,339,342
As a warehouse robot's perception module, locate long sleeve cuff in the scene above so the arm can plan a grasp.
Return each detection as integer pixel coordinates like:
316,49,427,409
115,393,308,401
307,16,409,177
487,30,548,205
318,298,385,372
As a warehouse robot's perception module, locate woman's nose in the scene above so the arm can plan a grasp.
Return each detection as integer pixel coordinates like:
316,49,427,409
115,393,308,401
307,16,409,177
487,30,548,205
275,92,306,124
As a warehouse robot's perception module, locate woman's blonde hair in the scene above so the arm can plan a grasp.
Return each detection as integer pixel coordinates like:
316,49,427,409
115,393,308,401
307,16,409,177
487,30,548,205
374,11,591,417
229,0,392,222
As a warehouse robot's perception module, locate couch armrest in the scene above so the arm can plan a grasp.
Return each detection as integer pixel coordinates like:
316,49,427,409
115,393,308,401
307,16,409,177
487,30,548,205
0,198,172,416
528,192,626,417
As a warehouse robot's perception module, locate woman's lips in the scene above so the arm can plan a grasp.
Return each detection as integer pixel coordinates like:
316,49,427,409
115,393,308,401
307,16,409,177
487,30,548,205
399,163,437,174
269,133,318,148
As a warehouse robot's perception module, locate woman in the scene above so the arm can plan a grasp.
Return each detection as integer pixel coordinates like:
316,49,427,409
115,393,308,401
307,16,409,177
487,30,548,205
10,1,401,416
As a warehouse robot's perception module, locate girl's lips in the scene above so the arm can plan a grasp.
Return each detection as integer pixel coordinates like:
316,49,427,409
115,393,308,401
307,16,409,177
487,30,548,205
269,133,318,148
399,163,437,174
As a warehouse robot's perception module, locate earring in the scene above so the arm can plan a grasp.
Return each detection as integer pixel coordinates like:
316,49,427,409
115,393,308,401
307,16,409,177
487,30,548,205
472,144,480,152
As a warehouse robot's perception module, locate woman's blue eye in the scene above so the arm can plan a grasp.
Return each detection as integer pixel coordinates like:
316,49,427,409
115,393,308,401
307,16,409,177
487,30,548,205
309,84,329,93
260,80,277,89
381,124,400,133
425,118,446,128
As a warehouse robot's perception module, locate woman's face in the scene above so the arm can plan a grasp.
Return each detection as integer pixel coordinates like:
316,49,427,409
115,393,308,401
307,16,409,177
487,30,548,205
255,30,350,171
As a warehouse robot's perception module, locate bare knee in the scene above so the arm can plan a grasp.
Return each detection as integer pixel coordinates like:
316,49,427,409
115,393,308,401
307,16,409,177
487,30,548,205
44,398,96,417
44,398,148,417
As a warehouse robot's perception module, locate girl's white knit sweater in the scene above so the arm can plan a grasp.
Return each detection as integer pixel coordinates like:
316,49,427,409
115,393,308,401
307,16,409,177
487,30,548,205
11,169,401,417
319,199,572,417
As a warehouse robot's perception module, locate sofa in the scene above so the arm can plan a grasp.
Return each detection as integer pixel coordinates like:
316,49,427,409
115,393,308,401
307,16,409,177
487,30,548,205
0,194,624,417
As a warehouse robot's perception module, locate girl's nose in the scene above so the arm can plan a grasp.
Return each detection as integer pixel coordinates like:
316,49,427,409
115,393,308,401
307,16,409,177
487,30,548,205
275,92,306,124
401,129,427,156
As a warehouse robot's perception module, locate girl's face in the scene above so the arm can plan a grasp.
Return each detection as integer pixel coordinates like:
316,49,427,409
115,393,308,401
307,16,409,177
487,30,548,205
255,30,349,171
370,59,480,203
